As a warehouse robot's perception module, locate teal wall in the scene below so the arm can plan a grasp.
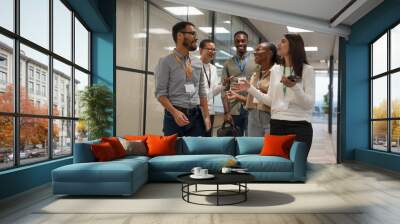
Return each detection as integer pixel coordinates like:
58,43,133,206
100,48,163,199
342,0,400,171
0,0,116,200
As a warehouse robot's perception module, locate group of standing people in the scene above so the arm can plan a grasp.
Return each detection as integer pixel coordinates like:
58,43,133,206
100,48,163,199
155,21,315,152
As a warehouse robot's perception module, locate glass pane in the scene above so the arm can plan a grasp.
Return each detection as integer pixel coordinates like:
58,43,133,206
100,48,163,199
372,77,387,119
391,24,400,70
372,121,388,151
20,0,49,49
148,2,179,72
53,0,72,60
116,0,146,69
116,70,144,136
215,12,233,71
53,59,72,117
372,33,387,76
0,35,14,112
74,18,89,70
391,120,400,153
20,44,49,115
74,69,89,118
145,75,164,135
20,117,49,165
391,72,400,118
53,119,72,157
75,120,88,143
0,116,14,170
0,0,14,31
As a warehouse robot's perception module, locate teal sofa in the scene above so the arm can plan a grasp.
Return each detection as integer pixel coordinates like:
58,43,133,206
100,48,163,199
52,137,308,196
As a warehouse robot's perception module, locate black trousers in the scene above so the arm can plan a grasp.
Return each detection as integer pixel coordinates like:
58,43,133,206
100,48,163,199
205,115,215,137
270,119,313,156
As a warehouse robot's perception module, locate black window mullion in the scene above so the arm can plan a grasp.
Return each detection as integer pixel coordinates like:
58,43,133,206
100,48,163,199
387,30,391,152
13,0,21,167
71,10,76,154
48,0,54,160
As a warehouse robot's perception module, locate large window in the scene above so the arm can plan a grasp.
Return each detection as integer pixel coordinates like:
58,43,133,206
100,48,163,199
370,23,400,153
116,0,263,136
0,0,91,170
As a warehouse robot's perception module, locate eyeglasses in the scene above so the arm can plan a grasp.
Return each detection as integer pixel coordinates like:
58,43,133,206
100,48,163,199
180,31,197,36
203,48,216,52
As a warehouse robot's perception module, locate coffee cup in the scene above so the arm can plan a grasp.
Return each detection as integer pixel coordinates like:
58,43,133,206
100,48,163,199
199,169,208,176
191,167,202,176
221,167,232,174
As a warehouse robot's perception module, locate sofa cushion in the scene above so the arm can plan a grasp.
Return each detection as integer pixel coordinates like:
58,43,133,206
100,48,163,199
236,155,293,172
180,137,235,155
236,137,263,155
260,134,296,159
147,134,177,157
91,142,118,161
149,154,235,172
73,139,100,163
52,158,147,183
101,137,127,158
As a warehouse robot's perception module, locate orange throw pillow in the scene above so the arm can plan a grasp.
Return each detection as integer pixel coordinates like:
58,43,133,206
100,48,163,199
146,134,177,157
260,134,296,159
124,135,148,141
101,137,127,158
91,142,117,161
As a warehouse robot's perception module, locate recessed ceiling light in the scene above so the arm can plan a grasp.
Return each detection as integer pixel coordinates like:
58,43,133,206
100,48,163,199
199,27,230,34
164,6,203,16
148,28,170,34
133,33,146,39
231,46,254,51
287,26,313,33
164,46,175,51
223,20,231,24
305,46,318,52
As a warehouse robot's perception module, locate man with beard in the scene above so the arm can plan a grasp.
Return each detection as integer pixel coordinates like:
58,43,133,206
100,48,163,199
221,31,257,136
155,21,211,137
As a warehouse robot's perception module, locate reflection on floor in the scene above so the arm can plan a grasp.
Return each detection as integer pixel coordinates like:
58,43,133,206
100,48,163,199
1,163,400,224
308,122,337,164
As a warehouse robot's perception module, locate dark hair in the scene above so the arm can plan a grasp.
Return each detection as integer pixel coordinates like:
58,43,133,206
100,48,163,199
234,31,248,40
199,39,214,49
265,42,278,65
172,21,195,44
281,34,308,77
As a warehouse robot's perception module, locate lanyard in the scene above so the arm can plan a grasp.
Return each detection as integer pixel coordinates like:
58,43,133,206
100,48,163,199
173,52,192,81
282,66,293,96
202,64,211,88
234,55,249,74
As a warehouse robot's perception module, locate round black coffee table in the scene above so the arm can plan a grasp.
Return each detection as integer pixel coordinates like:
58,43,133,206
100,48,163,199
177,173,255,206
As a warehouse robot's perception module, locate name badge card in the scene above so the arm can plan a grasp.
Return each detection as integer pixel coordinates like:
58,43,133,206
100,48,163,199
184,84,195,93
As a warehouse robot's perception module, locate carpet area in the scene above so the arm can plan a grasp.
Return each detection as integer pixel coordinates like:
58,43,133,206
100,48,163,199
37,183,362,214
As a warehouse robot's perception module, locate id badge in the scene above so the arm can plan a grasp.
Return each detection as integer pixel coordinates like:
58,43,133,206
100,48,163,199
184,83,195,93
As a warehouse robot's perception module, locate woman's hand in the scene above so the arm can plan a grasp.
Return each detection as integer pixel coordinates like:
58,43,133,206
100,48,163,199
231,80,251,93
226,90,240,100
281,76,296,88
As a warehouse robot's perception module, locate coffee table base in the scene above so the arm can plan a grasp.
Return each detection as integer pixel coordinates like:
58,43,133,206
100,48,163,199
181,183,249,206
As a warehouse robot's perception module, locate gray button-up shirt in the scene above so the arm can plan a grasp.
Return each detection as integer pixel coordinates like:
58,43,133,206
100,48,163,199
155,49,207,109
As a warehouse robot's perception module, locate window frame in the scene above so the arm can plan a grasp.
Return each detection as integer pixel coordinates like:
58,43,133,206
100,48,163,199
370,19,400,154
0,0,92,171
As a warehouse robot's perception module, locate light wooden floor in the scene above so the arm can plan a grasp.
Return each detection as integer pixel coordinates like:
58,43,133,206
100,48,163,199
1,121,400,224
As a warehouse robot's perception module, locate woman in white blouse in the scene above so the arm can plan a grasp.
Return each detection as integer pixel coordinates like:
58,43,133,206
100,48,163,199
233,34,315,155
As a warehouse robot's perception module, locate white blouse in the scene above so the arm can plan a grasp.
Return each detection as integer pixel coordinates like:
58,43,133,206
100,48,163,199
247,64,315,122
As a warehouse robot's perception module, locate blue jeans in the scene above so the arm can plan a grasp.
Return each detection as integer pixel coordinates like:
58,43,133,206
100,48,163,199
163,107,206,137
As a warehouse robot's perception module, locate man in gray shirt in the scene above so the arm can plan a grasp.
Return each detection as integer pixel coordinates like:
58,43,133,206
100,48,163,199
155,21,211,137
